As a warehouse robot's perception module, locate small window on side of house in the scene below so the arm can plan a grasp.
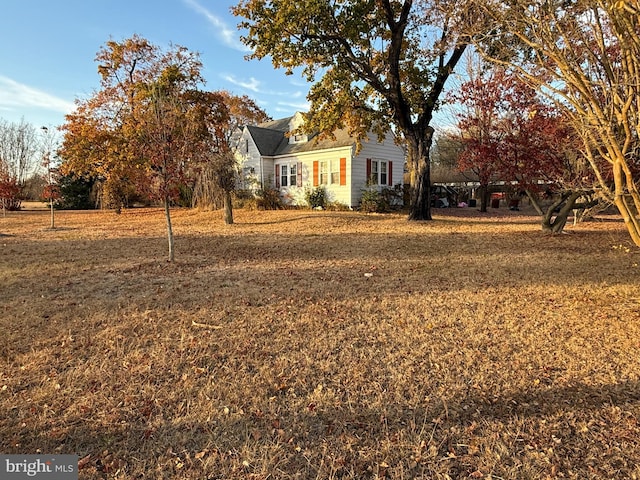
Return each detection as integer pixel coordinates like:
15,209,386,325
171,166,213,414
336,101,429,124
380,161,387,186
370,160,379,185
290,164,297,186
320,161,328,185
281,164,288,187
330,159,340,185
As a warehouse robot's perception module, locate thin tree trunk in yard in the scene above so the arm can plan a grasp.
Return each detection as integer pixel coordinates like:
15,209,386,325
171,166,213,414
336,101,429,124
164,196,175,262
479,185,490,213
615,195,640,247
223,190,233,225
50,199,55,229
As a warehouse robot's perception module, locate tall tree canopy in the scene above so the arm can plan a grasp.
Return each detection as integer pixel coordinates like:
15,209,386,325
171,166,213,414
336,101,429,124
476,0,640,246
233,0,477,220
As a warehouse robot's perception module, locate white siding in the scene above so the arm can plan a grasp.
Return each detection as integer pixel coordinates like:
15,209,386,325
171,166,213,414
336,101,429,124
274,146,354,207
351,132,405,206
242,124,405,208
262,158,275,189
234,129,265,190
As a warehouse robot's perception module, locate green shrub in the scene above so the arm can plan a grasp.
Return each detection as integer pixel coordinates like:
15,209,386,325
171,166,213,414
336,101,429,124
379,185,403,210
232,189,257,209
360,188,389,213
57,174,95,210
305,186,327,209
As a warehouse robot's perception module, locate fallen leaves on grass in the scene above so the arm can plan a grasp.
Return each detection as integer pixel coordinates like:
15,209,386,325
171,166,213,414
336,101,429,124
1,207,639,479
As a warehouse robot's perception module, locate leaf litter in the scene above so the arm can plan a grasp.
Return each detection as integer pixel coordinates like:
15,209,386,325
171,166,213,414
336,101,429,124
0,206,639,479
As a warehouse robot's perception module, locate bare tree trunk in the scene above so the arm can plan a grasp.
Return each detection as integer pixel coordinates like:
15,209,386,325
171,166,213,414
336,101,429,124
407,129,433,221
49,199,55,229
164,196,175,262
527,190,591,234
544,202,573,234
614,196,640,247
223,190,233,225
478,185,490,213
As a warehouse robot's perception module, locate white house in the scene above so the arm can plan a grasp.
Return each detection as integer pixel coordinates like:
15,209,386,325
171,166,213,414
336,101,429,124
233,112,405,208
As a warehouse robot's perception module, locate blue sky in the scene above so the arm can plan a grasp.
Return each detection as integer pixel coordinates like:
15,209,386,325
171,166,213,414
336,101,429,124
0,0,311,130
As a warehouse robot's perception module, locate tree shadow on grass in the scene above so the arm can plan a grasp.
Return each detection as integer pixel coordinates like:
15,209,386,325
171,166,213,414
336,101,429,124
467,380,640,421
3,379,639,478
238,212,396,226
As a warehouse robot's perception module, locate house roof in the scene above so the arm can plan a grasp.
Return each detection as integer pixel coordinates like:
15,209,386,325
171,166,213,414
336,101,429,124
258,117,291,132
431,165,481,184
248,115,355,157
246,125,286,156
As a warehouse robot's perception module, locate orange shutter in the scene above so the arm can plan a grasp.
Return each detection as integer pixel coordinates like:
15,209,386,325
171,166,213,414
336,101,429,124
313,161,319,186
297,162,302,186
275,165,280,188
340,158,347,186
388,161,393,186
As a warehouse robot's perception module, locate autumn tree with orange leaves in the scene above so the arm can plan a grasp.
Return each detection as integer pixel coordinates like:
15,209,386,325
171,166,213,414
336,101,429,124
190,90,270,224
59,36,266,261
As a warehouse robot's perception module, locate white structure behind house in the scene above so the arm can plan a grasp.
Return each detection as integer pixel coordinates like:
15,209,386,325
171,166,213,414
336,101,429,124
233,112,405,208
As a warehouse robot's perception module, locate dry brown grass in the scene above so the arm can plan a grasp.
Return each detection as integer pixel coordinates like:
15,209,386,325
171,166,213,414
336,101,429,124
1,206,639,479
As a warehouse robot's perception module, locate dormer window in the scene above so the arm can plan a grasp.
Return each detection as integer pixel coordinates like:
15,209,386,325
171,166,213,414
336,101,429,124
288,112,308,144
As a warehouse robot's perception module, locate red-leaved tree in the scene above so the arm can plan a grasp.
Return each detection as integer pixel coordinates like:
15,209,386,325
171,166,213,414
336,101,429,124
0,169,21,214
450,64,597,231
448,67,511,212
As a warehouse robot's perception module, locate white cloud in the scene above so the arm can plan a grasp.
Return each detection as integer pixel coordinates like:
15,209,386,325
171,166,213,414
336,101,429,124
222,74,262,92
221,73,309,100
0,76,75,114
183,0,251,52
275,100,311,112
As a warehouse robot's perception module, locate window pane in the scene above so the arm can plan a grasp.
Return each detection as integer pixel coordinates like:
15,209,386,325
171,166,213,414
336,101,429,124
371,161,379,185
330,159,339,184
290,164,297,186
281,165,288,187
320,161,328,185
380,161,387,185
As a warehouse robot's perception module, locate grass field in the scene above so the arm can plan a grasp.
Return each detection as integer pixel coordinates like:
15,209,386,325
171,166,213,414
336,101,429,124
1,206,639,479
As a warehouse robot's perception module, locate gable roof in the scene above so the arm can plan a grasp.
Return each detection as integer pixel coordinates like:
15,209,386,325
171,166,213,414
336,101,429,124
248,114,355,157
246,125,286,156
